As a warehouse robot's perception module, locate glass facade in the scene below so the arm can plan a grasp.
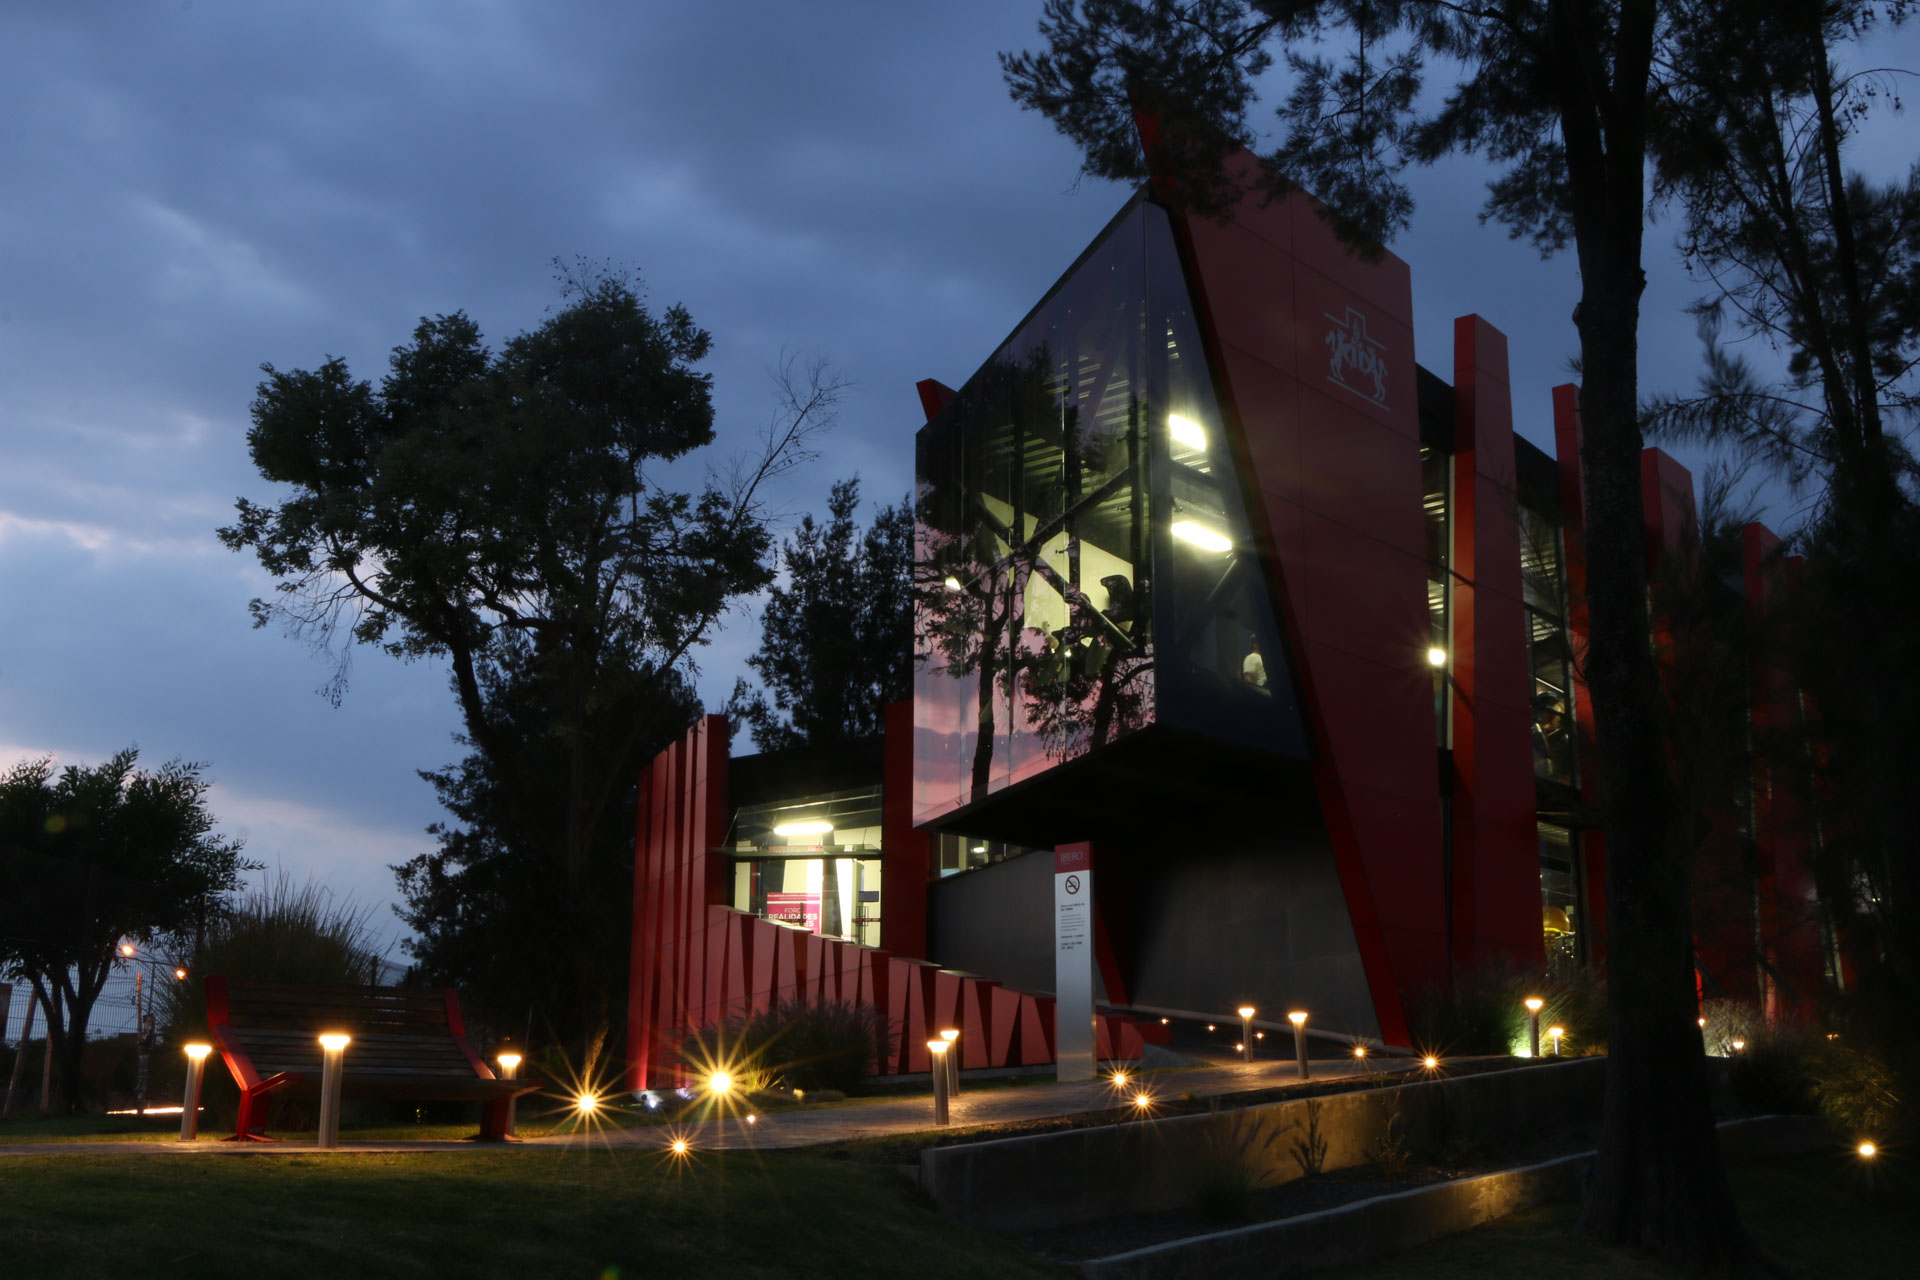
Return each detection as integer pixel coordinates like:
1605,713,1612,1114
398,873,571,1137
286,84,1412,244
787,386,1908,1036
1520,504,1577,787
1538,821,1583,967
730,785,883,947
1422,445,1450,745
913,198,1302,824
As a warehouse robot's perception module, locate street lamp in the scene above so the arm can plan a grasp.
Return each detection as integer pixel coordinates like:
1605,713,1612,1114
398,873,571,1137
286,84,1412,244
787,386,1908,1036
940,1028,961,1097
1548,1026,1565,1057
1523,997,1544,1058
1237,1006,1256,1064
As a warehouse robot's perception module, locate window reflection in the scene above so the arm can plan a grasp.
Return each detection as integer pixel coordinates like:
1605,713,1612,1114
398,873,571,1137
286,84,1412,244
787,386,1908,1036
1539,822,1583,967
1520,505,1577,785
731,786,883,946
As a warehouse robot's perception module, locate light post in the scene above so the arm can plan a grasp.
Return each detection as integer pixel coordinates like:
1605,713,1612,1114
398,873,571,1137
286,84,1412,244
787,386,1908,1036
1524,997,1544,1058
317,1033,350,1149
179,1044,212,1141
1859,1141,1878,1192
496,1050,523,1138
927,1039,950,1126
1237,1006,1256,1064
1288,1011,1310,1081
940,1027,961,1097
1548,1026,1564,1057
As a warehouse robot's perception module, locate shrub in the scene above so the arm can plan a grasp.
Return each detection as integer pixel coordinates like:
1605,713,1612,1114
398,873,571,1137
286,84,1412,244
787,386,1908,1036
1725,1022,1820,1116
681,998,894,1096
1403,964,1607,1058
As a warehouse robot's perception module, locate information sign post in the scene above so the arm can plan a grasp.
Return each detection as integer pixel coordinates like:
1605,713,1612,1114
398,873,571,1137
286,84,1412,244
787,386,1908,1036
1053,843,1095,1082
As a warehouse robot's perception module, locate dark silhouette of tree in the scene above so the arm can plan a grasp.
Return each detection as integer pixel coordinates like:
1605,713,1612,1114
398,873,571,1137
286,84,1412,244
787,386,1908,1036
220,261,841,1049
0,749,253,1113
998,1,1836,1264
726,477,914,751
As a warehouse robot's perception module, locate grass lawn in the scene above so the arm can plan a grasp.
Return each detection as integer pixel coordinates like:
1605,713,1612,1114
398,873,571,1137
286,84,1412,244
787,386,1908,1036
0,1146,1069,1280
1328,1151,1916,1280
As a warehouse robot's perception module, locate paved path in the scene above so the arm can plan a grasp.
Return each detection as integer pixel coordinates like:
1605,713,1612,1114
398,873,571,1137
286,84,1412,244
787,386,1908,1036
0,1054,1445,1159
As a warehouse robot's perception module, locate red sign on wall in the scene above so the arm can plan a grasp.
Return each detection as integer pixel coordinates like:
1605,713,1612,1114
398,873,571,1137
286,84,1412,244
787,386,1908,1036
766,892,821,934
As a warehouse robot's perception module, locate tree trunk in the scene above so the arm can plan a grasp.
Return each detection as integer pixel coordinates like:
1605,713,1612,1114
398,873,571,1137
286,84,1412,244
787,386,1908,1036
1551,0,1754,1266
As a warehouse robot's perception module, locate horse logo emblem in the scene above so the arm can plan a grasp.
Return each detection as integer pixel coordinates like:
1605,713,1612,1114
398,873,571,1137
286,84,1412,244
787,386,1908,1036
1323,307,1389,407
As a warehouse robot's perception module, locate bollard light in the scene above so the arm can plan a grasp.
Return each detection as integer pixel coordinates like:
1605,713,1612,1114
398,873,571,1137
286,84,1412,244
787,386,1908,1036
1288,1011,1310,1081
940,1028,961,1098
927,1039,951,1126
1423,1055,1439,1070
708,1071,733,1096
670,1137,690,1156
1548,1026,1565,1057
495,1050,524,1138
317,1033,351,1149
179,1044,213,1142
1859,1140,1878,1191
1353,1044,1368,1060
1237,1006,1256,1064
1111,1071,1128,1089
1524,997,1544,1059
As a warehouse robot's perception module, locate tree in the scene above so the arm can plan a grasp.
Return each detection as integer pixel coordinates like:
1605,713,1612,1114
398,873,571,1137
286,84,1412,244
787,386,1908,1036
220,262,842,1050
726,477,914,751
1650,0,1919,989
1002,0,1771,1264
0,749,252,1113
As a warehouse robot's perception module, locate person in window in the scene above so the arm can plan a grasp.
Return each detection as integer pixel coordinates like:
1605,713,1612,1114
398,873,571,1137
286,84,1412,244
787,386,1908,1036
1242,636,1268,689
1532,693,1569,780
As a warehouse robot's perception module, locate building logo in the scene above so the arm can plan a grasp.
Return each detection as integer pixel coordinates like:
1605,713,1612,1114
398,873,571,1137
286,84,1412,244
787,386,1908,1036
1323,307,1389,407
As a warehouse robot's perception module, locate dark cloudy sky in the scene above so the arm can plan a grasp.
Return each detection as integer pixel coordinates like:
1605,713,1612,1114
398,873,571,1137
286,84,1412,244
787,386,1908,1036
4,2,1915,975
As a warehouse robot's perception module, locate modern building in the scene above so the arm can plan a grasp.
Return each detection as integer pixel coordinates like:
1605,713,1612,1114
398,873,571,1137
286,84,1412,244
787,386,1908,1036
625,141,1828,1088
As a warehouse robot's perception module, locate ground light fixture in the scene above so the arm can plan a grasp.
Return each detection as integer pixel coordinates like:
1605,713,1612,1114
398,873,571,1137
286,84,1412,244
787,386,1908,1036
707,1071,733,1096
1353,1044,1368,1060
180,1044,213,1142
940,1028,961,1097
1237,1006,1257,1064
1423,1056,1439,1070
495,1050,524,1138
927,1040,951,1126
670,1138,690,1156
1524,997,1544,1058
317,1033,351,1149
1288,1011,1311,1081
1133,1092,1154,1111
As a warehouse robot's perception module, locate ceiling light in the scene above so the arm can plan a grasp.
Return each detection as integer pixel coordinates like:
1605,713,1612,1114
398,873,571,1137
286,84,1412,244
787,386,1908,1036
1169,413,1207,451
943,576,962,591
1172,520,1231,553
773,820,833,837
1427,647,1447,667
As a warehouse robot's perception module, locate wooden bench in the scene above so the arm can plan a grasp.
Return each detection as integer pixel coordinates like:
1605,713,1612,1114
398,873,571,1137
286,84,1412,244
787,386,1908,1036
206,975,540,1141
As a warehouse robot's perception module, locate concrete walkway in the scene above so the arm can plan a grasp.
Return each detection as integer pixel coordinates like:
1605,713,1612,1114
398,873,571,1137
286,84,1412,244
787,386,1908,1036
0,1054,1437,1158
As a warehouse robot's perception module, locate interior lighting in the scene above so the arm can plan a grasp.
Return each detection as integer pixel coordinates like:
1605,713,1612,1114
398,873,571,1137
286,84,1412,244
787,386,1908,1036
1427,647,1447,668
119,943,136,957
183,1043,212,1061
772,820,834,837
970,844,987,854
708,1071,733,1096
1172,520,1232,553
1169,413,1207,451
318,1034,351,1053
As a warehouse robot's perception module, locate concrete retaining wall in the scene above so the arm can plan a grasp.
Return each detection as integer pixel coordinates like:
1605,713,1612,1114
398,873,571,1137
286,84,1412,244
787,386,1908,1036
1079,1114,1831,1279
920,1057,1606,1232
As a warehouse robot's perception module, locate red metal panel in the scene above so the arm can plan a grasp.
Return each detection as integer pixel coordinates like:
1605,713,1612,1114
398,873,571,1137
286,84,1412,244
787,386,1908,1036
881,699,931,957
749,918,778,1013
1017,995,1053,1066
1117,1022,1145,1061
723,911,749,1020
988,985,1021,1066
885,956,913,1072
960,978,995,1069
1449,315,1544,976
931,970,963,1042
773,928,799,1004
1173,172,1443,1045
903,962,935,1073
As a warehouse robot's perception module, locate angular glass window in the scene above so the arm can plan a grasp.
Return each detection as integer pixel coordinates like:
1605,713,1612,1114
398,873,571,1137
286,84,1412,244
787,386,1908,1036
914,199,1305,825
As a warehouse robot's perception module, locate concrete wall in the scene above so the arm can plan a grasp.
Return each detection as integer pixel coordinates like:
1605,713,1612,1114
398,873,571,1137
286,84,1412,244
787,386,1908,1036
921,1057,1605,1232
1128,833,1378,1039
